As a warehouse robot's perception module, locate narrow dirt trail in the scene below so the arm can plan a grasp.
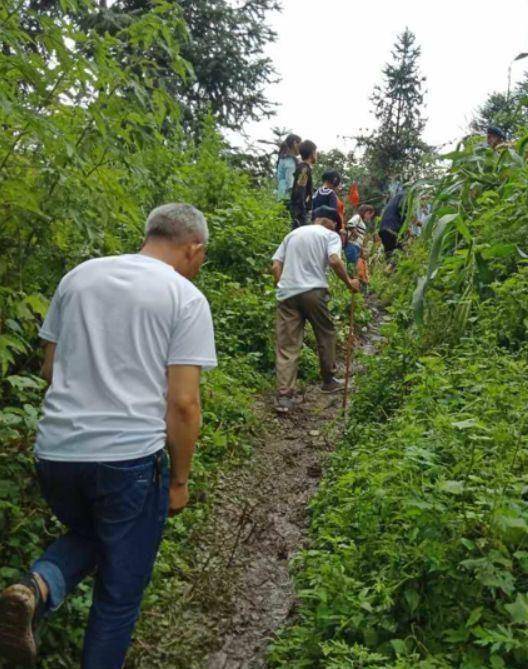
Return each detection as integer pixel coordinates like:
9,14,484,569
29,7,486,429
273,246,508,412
204,386,342,669
164,300,384,669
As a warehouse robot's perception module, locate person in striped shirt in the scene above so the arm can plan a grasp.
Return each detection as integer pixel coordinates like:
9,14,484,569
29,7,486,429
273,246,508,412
345,204,375,265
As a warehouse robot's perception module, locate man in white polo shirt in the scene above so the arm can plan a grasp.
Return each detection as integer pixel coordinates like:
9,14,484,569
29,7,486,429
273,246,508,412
0,203,217,668
272,205,359,413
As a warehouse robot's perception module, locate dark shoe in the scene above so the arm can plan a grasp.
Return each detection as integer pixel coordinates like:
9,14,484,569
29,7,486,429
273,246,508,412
321,377,345,393
0,575,44,666
275,395,295,413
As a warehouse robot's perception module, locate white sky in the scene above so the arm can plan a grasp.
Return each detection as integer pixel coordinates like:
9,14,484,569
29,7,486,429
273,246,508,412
232,0,528,153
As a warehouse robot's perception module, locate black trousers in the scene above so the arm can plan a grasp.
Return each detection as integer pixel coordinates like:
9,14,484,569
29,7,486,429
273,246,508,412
290,205,310,229
379,228,402,258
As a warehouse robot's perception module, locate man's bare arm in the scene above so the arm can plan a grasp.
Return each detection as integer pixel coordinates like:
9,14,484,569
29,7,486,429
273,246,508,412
328,254,360,293
272,259,283,285
166,365,202,515
41,342,56,385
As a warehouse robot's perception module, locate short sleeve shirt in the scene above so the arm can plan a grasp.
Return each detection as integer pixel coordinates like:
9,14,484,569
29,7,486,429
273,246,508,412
347,214,367,248
272,224,342,301
36,254,217,462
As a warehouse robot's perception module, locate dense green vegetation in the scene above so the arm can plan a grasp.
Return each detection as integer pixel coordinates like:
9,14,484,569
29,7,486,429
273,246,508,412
0,2,285,666
471,75,528,137
269,140,528,667
5,2,528,668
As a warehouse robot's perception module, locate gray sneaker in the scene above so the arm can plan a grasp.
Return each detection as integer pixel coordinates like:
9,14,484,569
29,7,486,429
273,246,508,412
321,377,345,393
275,395,295,413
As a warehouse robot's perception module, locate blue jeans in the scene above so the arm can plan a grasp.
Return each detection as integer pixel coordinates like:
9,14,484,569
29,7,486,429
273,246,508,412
344,242,361,264
32,451,169,669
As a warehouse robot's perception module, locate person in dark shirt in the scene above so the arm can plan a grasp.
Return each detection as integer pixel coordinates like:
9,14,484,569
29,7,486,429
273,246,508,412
312,170,340,211
379,191,406,258
290,140,317,229
487,126,509,150
312,170,345,238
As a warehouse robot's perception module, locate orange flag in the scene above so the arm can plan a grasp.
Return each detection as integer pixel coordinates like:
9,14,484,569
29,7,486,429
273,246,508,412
357,257,370,285
347,181,360,207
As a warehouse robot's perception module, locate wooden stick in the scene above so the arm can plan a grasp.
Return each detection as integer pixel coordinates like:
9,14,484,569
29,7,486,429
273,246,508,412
342,298,355,411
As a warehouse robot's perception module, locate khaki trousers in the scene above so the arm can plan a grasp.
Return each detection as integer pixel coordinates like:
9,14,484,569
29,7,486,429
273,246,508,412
276,288,336,395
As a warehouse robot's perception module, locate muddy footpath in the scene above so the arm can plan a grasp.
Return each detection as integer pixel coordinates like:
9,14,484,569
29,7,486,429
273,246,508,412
142,300,385,669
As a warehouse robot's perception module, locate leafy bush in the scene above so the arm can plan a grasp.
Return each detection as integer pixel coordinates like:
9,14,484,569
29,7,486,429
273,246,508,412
411,137,528,334
270,338,528,668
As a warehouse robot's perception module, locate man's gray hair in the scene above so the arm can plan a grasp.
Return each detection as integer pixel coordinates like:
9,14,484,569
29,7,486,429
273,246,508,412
145,203,209,244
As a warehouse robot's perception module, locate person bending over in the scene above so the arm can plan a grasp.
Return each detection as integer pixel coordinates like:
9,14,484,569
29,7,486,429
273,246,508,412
345,204,376,265
486,125,507,150
290,139,317,229
272,205,359,413
379,191,406,259
0,203,217,669
346,204,376,291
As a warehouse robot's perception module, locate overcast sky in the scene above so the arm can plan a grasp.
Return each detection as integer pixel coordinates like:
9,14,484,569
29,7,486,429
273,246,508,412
233,0,528,154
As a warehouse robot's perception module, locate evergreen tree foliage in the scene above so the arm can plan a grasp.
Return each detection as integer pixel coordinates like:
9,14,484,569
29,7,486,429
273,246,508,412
313,148,362,187
359,28,428,196
10,0,280,132
471,78,528,137
115,0,280,131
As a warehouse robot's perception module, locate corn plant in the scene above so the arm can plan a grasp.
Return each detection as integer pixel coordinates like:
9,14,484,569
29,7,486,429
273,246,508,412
410,137,528,334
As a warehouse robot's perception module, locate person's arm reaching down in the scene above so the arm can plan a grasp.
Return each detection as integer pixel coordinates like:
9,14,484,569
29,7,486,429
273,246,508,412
272,239,286,285
165,293,217,515
165,365,202,515
41,342,56,385
329,254,360,293
272,259,283,285
39,283,62,385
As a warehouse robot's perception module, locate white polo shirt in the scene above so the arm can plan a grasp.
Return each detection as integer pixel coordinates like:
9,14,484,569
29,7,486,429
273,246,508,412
36,254,217,462
272,224,342,301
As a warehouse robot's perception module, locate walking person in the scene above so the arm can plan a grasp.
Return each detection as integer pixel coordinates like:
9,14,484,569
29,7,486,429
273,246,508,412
379,190,406,259
345,204,376,265
272,205,360,413
312,169,345,233
0,203,217,669
276,133,301,203
290,139,317,229
312,170,340,211
345,204,376,291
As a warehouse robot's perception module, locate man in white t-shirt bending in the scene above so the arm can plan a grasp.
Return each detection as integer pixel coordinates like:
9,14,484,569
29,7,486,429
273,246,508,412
0,203,217,668
272,205,359,413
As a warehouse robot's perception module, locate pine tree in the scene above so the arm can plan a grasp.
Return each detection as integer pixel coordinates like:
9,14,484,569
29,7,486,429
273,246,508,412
359,28,427,196
116,0,279,131
12,0,280,133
